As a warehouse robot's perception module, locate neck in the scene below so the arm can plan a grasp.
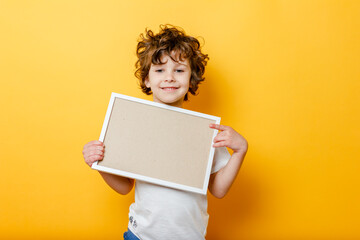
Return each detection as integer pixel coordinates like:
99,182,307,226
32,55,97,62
152,97,184,108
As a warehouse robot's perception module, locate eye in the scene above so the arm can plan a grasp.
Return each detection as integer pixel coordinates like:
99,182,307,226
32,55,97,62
175,69,185,73
155,69,164,73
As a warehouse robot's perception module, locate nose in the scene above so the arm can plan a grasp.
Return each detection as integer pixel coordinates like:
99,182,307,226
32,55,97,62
165,70,175,82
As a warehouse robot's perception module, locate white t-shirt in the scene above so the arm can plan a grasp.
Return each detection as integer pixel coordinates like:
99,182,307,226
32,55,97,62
128,147,231,240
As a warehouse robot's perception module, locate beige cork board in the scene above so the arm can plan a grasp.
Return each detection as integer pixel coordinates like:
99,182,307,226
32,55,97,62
92,93,220,194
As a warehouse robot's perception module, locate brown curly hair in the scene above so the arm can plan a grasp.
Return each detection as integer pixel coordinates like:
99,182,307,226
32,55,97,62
135,24,209,101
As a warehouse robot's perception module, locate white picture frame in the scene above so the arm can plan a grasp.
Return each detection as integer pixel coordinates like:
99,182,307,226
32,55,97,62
92,92,220,195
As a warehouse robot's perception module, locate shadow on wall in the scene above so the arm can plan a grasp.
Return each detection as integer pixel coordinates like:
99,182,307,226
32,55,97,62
195,70,264,239
206,166,262,240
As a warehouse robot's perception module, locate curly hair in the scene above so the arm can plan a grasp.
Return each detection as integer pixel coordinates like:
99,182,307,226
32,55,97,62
135,24,209,101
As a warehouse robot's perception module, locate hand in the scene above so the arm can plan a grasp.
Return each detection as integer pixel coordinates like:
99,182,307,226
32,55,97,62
82,140,105,167
209,124,248,154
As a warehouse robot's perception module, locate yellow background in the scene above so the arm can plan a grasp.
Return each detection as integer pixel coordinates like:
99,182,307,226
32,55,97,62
1,0,359,239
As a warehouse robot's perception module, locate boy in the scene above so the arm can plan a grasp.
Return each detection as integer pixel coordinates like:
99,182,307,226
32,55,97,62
82,25,248,240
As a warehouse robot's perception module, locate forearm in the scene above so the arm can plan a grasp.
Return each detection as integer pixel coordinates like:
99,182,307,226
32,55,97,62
209,150,246,198
98,171,134,195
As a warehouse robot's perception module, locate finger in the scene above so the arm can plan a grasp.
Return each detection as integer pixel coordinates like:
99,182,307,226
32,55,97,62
83,149,104,159
213,141,228,148
84,144,104,154
91,154,103,161
209,124,228,131
86,145,105,152
85,154,103,165
83,142,105,151
84,140,104,149
213,134,227,143
94,145,105,151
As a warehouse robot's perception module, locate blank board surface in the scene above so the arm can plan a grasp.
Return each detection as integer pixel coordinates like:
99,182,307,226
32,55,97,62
92,93,220,194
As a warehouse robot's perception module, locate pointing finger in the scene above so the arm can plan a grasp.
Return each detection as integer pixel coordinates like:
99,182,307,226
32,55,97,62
209,124,228,131
213,141,228,148
213,133,227,142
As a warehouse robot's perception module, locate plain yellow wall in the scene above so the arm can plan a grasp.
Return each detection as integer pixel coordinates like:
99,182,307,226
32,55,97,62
1,0,359,239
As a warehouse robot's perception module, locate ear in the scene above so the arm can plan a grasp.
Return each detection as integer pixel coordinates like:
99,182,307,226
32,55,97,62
144,76,150,88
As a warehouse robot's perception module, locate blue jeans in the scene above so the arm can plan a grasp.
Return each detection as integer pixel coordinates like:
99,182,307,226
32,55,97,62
123,228,140,240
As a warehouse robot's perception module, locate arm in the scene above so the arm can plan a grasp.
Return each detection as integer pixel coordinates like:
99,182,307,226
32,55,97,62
98,171,134,195
82,140,134,195
208,124,248,199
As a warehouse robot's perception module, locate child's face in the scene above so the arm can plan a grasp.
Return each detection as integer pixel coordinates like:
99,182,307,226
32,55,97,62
145,54,191,108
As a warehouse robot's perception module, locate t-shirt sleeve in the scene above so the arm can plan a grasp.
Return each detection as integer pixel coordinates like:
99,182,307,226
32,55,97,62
211,147,231,174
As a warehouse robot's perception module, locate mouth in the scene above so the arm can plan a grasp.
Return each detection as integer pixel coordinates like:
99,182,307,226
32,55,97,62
161,87,179,92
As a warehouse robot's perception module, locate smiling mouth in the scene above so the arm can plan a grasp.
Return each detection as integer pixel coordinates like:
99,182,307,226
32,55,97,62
161,87,179,91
